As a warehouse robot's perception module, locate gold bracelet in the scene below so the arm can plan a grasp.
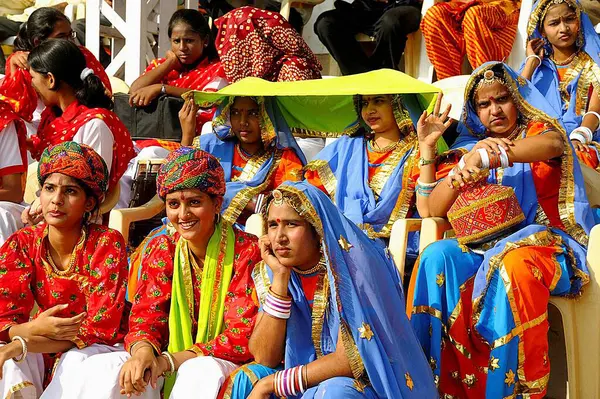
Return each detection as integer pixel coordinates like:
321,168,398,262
129,340,151,356
268,287,291,301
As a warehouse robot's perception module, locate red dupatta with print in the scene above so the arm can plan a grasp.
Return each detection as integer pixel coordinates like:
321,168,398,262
145,56,227,90
0,72,31,175
1,45,112,122
215,6,322,82
32,102,135,188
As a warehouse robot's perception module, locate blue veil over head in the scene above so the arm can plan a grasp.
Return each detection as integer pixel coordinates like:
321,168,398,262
199,96,306,223
523,0,600,135
254,181,438,398
454,62,595,244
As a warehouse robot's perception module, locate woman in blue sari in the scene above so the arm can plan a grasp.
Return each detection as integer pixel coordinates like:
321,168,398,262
521,0,600,170
305,93,451,247
197,96,306,225
409,62,595,398
219,181,437,398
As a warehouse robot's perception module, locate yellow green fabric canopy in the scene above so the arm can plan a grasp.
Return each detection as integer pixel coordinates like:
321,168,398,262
186,69,441,139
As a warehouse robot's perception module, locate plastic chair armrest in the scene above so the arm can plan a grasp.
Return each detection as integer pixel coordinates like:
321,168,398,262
419,217,453,253
108,195,164,242
389,218,423,283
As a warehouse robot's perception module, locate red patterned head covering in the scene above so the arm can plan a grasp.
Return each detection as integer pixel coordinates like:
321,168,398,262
38,141,109,199
157,147,226,200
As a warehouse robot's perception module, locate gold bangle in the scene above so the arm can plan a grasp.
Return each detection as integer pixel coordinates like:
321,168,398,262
161,351,176,375
268,287,291,301
129,340,151,356
303,366,309,390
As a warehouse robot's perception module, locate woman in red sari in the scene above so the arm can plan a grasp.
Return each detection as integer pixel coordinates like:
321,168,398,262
0,141,128,398
0,7,111,125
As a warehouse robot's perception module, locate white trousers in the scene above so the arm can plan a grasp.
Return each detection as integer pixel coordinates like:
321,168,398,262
72,350,238,399
0,344,122,399
0,201,26,245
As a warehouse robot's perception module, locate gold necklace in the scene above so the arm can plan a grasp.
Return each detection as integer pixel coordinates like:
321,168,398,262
46,229,86,276
235,144,252,162
369,138,401,153
551,51,577,66
293,260,326,275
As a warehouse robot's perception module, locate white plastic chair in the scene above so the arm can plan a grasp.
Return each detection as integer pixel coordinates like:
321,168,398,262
506,0,535,70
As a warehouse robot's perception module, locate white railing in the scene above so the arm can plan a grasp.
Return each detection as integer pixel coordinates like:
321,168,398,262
86,0,199,85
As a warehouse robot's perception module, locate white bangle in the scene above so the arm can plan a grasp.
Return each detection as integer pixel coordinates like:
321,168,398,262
525,54,542,67
458,156,466,170
477,148,490,169
584,111,600,128
254,194,265,214
161,351,175,374
11,336,27,363
498,146,510,168
570,127,593,144
416,178,438,188
570,132,588,144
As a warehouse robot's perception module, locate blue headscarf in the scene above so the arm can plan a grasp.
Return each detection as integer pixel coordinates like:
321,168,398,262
306,94,429,241
253,181,437,398
199,96,306,223
455,62,595,245
522,0,600,138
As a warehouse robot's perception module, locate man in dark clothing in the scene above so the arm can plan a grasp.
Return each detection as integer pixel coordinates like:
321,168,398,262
314,0,420,75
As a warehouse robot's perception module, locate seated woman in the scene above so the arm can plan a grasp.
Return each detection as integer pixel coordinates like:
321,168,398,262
219,181,437,398
1,7,111,126
420,0,520,79
70,147,262,399
214,6,324,161
128,8,227,120
189,96,306,225
28,38,135,190
0,95,28,244
304,93,451,243
0,142,128,398
409,62,595,398
521,0,600,170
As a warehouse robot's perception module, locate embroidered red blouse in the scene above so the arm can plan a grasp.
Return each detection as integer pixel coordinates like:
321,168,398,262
0,223,128,347
125,228,261,363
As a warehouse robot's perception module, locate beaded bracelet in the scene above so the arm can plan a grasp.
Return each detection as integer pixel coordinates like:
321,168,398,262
273,365,307,397
11,336,27,363
416,178,438,197
263,290,292,320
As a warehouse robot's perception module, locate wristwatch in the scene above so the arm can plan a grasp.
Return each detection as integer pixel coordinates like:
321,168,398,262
160,84,166,95
418,157,436,168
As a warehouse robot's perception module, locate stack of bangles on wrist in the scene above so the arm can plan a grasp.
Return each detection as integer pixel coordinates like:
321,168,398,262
273,365,308,397
11,336,27,362
264,288,292,319
416,179,438,197
161,351,176,376
570,126,594,145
